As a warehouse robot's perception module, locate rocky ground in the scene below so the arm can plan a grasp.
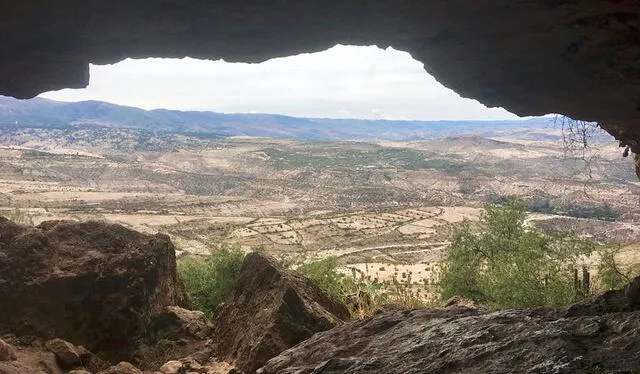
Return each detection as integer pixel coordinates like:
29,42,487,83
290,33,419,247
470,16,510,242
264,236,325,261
2,218,640,373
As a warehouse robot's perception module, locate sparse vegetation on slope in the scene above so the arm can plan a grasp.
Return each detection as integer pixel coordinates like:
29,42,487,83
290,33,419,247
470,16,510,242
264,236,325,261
297,256,427,318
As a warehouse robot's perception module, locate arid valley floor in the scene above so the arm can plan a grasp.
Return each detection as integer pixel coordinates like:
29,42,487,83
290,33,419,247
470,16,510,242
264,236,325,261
1,124,639,298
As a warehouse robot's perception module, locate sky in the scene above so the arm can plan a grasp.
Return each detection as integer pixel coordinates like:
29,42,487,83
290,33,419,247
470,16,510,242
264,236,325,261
40,45,519,121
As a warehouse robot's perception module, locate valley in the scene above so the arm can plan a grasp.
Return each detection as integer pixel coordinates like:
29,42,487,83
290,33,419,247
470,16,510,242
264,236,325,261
1,121,639,300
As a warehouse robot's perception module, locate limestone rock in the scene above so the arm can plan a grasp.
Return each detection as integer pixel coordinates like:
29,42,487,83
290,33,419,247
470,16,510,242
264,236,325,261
213,253,350,373
98,361,142,374
45,338,81,369
0,218,189,359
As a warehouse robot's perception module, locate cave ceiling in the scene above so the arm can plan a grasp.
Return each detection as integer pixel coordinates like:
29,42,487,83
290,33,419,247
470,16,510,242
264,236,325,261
1,1,639,155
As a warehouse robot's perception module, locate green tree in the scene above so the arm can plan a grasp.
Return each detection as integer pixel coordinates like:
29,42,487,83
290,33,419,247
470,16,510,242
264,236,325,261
438,199,595,308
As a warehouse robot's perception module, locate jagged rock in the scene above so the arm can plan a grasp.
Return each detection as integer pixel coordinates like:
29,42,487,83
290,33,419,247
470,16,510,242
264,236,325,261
213,253,350,374
259,304,640,373
97,361,142,374
45,338,81,369
149,306,212,341
0,218,189,359
159,360,182,374
0,337,63,374
0,339,16,361
159,358,237,374
68,370,92,374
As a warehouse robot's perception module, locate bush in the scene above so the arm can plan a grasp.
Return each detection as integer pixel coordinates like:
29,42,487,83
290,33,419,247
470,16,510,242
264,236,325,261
596,246,640,291
296,256,345,297
296,257,385,317
296,257,425,318
438,199,595,308
177,245,246,318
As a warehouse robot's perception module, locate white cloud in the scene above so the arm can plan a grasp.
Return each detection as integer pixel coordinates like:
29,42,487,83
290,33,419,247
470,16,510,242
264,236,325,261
39,45,519,121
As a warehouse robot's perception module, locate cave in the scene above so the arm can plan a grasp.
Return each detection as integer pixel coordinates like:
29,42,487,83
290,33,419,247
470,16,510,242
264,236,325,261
1,1,639,161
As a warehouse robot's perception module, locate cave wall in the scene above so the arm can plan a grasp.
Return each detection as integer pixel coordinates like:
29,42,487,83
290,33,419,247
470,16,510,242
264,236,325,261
1,1,639,150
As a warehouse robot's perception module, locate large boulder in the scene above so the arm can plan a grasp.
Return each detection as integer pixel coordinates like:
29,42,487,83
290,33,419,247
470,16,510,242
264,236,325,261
213,253,350,374
0,217,189,359
259,280,640,374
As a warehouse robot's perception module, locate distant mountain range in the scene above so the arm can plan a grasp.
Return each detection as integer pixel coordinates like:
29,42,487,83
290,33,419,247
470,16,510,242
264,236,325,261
0,96,590,141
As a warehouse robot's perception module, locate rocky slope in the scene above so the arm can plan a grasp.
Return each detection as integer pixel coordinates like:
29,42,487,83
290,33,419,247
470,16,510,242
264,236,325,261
3,216,640,373
259,279,640,374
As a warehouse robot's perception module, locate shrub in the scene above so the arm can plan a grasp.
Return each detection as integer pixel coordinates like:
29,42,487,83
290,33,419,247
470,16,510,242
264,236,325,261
296,256,345,297
596,246,640,291
438,198,596,308
296,257,427,318
177,245,246,318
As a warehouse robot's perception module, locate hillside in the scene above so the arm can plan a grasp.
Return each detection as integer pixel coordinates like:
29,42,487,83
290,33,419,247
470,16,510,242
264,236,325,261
0,95,582,141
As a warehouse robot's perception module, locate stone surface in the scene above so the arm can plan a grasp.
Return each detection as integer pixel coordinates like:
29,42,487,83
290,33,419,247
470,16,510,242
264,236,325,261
0,217,189,360
68,370,93,374
149,306,212,341
159,360,182,374
159,358,237,374
0,337,64,374
98,361,143,374
258,304,640,374
45,338,81,369
213,253,350,374
0,339,16,362
0,2,639,154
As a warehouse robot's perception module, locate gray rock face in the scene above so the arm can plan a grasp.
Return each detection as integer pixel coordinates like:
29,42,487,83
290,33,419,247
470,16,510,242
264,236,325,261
259,306,640,374
0,2,639,156
213,253,350,374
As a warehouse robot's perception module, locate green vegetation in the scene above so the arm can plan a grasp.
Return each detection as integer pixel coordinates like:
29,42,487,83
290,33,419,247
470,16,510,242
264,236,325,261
491,195,619,221
438,199,596,308
264,146,478,175
596,246,640,290
296,256,426,318
177,245,246,318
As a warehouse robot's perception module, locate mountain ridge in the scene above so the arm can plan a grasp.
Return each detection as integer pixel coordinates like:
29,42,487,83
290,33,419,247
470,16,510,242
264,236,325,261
0,95,566,141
